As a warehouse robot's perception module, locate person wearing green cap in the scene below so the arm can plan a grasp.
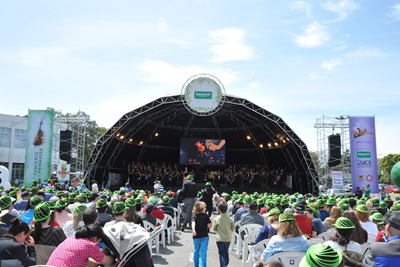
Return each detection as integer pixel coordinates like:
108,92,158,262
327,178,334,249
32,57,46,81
255,208,280,244
202,182,216,218
63,204,87,235
55,199,73,225
324,217,363,254
96,199,112,227
30,203,66,247
259,212,310,263
105,202,128,227
299,244,343,267
356,205,378,236
305,205,327,237
181,174,197,231
384,196,393,210
0,195,18,228
125,198,144,227
20,195,42,225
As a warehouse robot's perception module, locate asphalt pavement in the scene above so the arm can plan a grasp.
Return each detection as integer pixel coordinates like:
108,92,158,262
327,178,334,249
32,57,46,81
152,214,244,267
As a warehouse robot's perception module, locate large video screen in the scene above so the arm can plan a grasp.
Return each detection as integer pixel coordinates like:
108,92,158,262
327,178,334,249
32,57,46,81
180,138,225,165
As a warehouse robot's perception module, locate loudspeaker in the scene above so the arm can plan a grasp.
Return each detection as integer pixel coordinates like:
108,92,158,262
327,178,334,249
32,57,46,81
328,134,341,167
60,130,73,162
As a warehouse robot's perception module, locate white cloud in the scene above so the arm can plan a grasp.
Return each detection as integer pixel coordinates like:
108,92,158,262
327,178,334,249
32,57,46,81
208,28,254,63
345,47,386,60
308,72,319,80
322,0,359,22
335,45,347,50
387,5,400,22
321,58,342,72
164,38,191,47
156,17,168,32
294,21,330,48
138,60,239,84
290,1,312,18
249,81,260,88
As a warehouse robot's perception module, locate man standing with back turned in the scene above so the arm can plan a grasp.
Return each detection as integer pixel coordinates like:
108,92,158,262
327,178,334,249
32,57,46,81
181,174,197,231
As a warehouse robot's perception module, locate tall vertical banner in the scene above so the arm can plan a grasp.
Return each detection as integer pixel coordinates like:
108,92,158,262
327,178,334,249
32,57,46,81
332,171,343,188
349,116,379,193
24,110,54,186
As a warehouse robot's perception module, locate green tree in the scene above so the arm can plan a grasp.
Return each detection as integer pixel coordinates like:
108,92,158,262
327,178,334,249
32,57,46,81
381,154,400,180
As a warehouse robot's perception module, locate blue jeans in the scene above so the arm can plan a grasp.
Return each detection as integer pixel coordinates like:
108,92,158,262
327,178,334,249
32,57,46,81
193,236,209,267
217,242,230,267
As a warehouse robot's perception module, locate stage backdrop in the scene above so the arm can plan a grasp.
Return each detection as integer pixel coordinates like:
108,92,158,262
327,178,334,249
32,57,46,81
349,116,379,193
24,110,54,186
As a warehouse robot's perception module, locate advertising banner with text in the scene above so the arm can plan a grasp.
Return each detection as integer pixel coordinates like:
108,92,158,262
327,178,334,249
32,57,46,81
57,164,70,181
332,171,343,188
349,116,379,193
24,110,54,186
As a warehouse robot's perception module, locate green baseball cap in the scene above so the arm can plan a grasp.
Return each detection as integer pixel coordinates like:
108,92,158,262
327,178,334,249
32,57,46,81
162,196,170,204
73,204,87,216
30,195,42,208
205,182,212,186
379,202,387,209
269,208,281,216
371,198,380,206
97,199,108,208
135,198,142,205
356,205,369,213
34,203,52,222
370,212,384,222
0,195,12,210
299,244,342,267
279,212,296,223
113,201,127,214
384,196,391,202
340,203,349,212
56,191,64,197
69,193,77,200
187,175,193,180
55,199,68,208
333,217,355,229
125,198,136,207
257,199,265,205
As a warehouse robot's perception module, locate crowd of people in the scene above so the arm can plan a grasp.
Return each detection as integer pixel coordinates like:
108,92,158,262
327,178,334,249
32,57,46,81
0,176,399,267
126,161,288,189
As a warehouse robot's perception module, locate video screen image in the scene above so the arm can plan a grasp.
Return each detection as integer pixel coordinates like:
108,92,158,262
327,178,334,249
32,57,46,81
180,138,225,165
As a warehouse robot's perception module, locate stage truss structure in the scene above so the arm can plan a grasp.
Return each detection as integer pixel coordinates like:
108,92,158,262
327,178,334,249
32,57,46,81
85,94,319,193
314,115,351,184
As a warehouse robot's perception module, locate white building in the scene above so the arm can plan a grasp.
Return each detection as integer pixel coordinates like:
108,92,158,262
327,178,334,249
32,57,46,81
0,113,67,183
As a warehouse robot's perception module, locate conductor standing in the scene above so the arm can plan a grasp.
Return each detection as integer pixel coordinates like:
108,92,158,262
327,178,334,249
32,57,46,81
181,174,197,231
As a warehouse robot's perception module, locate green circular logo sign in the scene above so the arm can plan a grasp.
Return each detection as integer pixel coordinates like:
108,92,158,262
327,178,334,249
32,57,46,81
182,74,225,116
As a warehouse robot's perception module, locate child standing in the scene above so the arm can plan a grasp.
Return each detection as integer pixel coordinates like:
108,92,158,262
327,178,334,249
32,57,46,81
213,201,235,267
192,201,212,267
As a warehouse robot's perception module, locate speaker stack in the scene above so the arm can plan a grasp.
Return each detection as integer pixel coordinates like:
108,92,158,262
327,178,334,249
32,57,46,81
60,130,73,162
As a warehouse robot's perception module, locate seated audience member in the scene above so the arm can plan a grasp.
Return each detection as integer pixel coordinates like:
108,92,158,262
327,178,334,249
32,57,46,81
323,206,342,230
168,192,178,209
342,210,368,245
0,218,36,267
0,207,8,238
356,205,378,236
96,199,112,227
293,203,312,237
86,192,99,208
324,217,363,254
240,202,265,239
143,196,164,225
255,208,280,244
63,204,87,235
234,196,250,223
20,196,41,226
299,243,344,267
105,202,127,227
30,203,66,247
305,204,327,237
0,196,18,228
82,206,98,226
260,212,310,263
158,196,175,219
364,211,400,266
47,223,115,267
13,192,29,211
141,204,157,228
317,200,330,222
125,198,144,227
55,199,73,225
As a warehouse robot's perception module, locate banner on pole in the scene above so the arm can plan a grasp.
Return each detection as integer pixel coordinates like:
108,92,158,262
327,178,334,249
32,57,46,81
57,164,70,181
23,110,54,186
332,171,343,188
349,116,379,193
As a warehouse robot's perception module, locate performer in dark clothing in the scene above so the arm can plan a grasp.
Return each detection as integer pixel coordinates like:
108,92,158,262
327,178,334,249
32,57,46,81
181,174,197,231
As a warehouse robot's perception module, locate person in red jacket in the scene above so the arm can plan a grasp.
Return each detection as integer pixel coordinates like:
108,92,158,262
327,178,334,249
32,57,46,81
293,203,312,237
142,196,164,226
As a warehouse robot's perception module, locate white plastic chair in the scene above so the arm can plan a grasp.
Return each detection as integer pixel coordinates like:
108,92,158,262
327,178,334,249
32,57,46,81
162,214,175,244
327,227,336,232
246,238,271,267
316,232,336,241
266,251,306,267
230,221,241,252
156,219,166,248
367,234,377,244
238,224,263,259
361,242,370,255
308,238,325,246
262,214,269,225
143,221,163,256
242,229,261,267
173,208,180,230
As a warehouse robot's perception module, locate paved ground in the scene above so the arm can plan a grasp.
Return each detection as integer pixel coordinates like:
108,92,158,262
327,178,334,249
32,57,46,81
152,214,243,267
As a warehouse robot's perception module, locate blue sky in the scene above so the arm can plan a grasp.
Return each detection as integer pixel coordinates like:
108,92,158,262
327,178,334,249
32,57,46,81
1,0,399,157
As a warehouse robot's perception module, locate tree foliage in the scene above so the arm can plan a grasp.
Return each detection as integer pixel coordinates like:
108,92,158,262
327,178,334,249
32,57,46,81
381,154,400,180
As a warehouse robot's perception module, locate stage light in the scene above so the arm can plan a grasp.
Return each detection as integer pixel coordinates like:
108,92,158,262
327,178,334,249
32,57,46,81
129,139,133,142
268,143,272,147
139,141,143,145
247,135,251,140
120,135,124,139
116,133,120,137
260,144,263,148
283,139,286,143
274,142,278,146
155,133,159,137
286,137,289,141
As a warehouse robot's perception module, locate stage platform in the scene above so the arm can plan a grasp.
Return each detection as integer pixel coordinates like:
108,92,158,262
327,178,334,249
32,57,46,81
109,184,292,195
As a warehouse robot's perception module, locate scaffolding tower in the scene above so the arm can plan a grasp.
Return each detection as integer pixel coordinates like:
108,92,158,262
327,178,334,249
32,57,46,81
314,115,351,184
